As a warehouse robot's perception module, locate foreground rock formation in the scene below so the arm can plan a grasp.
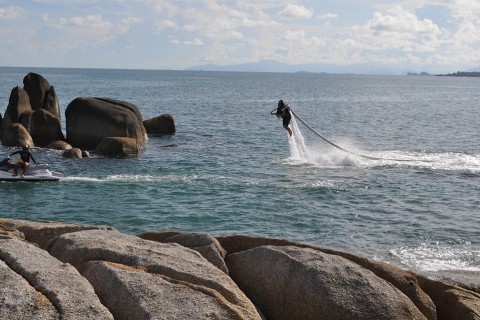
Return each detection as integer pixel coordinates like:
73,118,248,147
0,218,478,320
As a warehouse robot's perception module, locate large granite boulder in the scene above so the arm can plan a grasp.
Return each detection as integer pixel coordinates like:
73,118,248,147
96,136,141,157
0,218,114,250
218,235,437,319
140,232,229,274
417,275,480,320
226,245,427,320
143,114,176,135
0,237,113,319
20,109,64,146
0,86,31,140
23,72,61,120
49,229,262,319
1,123,34,147
65,97,147,150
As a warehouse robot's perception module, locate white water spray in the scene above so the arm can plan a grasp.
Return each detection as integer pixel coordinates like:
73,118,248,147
288,116,313,162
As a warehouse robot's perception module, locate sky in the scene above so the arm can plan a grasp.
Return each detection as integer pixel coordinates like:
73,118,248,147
1,0,480,73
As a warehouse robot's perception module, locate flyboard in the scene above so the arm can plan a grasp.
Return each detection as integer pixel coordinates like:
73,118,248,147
272,106,429,163
0,163,63,182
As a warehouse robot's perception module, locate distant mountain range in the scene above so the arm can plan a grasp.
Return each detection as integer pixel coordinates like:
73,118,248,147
186,60,480,76
186,60,403,75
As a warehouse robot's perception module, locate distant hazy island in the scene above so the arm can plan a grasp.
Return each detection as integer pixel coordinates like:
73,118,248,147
436,71,480,77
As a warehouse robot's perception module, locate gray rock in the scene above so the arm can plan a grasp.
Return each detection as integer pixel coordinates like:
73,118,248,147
141,232,229,274
0,218,114,250
143,114,176,135
1,123,34,147
49,229,261,319
226,245,426,320
65,97,146,150
96,136,141,157
84,260,248,319
0,259,58,319
0,86,31,140
20,109,64,146
218,234,436,319
23,72,61,120
417,275,480,320
0,237,113,319
63,147,83,158
46,140,72,150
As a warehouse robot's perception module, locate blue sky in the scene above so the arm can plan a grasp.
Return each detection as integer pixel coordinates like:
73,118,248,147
1,0,480,73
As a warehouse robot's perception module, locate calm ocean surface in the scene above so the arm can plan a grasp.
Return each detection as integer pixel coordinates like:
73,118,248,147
0,67,479,278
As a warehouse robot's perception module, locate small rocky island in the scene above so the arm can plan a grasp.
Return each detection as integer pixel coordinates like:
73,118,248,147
0,218,478,319
0,72,175,158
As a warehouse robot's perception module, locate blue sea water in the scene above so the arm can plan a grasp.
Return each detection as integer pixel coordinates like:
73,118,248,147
0,67,479,278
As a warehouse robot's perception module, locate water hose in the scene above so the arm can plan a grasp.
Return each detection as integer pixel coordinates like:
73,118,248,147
289,109,423,162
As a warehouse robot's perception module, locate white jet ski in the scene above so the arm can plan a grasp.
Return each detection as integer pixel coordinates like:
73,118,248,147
0,163,63,182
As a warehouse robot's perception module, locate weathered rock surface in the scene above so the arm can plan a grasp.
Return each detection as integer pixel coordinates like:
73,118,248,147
143,113,176,135
23,72,61,120
0,218,114,250
0,259,58,319
1,122,34,147
0,237,113,319
20,108,64,146
227,245,427,320
218,234,437,320
46,140,72,150
83,260,246,319
65,97,146,150
63,147,83,158
1,218,479,320
0,86,31,140
140,232,229,274
49,229,262,319
96,136,141,157
417,275,480,320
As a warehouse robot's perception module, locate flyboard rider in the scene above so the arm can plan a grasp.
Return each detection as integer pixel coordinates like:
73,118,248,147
271,99,292,137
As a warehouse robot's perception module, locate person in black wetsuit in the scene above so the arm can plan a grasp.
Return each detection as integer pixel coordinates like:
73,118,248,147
271,99,292,137
9,146,37,177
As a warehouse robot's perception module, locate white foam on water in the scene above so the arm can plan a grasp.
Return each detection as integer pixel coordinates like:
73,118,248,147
390,242,480,272
286,117,480,174
63,174,199,183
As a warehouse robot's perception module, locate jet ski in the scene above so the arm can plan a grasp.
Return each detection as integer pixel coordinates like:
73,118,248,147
0,162,63,182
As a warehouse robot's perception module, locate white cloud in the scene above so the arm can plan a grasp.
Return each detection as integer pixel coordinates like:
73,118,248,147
0,5,26,20
61,14,112,30
367,6,441,35
278,4,314,19
116,17,142,34
184,38,204,46
156,19,178,32
135,0,178,17
317,13,338,20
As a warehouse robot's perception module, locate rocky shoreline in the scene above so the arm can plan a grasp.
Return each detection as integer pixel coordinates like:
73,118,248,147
0,218,478,319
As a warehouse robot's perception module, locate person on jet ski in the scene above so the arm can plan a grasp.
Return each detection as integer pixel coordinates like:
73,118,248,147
271,99,292,137
9,146,37,177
